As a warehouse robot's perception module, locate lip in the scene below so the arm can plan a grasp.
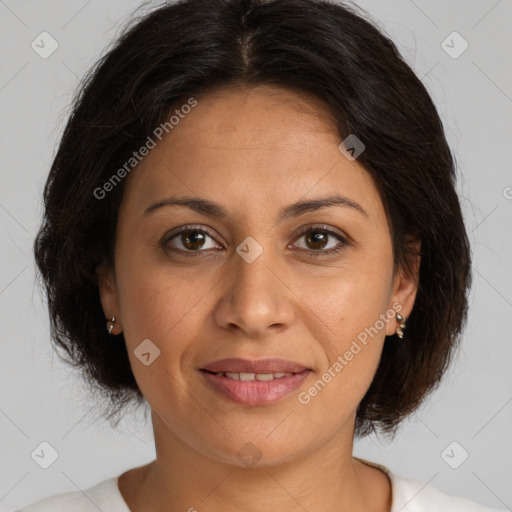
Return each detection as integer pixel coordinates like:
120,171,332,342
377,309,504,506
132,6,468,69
199,368,312,406
200,358,310,374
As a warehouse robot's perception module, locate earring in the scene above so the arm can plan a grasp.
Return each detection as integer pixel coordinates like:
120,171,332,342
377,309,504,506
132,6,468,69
107,315,116,335
395,313,406,339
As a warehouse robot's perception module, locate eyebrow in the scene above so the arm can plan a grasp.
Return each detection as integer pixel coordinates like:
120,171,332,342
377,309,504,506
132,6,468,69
144,193,368,221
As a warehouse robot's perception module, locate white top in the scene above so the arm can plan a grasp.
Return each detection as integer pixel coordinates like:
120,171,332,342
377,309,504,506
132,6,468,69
17,460,507,512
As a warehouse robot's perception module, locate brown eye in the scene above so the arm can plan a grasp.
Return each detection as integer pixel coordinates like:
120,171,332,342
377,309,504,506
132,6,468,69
292,225,349,257
161,226,221,255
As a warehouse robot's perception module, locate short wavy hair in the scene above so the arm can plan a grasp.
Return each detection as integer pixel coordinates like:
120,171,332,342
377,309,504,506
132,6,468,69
34,0,471,437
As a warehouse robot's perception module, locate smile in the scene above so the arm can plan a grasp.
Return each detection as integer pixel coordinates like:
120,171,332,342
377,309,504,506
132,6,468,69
199,368,312,406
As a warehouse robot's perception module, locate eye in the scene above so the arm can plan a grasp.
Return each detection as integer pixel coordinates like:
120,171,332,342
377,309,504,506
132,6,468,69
160,224,350,258
161,225,221,256
291,224,349,257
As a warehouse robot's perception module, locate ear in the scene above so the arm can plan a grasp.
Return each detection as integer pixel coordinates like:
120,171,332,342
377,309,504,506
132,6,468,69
96,261,122,334
385,239,421,336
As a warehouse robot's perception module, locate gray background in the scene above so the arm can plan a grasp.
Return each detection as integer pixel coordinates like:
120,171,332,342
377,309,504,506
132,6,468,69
0,0,511,510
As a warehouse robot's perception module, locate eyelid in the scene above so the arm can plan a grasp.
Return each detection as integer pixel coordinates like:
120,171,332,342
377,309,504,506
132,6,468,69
292,223,350,244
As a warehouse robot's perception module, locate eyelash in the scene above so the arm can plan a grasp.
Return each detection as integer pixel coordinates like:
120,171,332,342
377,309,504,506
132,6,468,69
160,224,349,258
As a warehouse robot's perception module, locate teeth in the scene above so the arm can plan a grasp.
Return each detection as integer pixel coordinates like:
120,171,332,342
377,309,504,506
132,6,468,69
215,371,294,380
255,373,274,381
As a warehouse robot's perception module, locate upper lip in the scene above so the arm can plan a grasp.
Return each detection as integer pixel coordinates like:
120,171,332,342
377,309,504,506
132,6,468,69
201,358,310,374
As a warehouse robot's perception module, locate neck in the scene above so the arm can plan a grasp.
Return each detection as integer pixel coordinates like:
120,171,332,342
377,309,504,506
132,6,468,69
119,412,391,512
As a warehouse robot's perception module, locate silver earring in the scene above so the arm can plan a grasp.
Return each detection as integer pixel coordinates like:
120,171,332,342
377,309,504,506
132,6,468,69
396,313,406,339
107,315,116,335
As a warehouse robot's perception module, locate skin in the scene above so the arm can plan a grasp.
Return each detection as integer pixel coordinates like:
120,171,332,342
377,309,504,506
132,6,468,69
97,84,420,512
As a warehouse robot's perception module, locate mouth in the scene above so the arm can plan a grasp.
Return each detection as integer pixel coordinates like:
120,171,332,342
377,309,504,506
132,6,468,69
198,357,312,405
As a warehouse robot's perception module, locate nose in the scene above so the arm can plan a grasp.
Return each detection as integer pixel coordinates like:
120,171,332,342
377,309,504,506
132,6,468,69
213,242,295,338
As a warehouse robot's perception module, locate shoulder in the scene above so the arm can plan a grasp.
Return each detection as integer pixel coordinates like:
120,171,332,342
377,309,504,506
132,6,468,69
16,477,129,512
390,471,507,512
355,457,506,512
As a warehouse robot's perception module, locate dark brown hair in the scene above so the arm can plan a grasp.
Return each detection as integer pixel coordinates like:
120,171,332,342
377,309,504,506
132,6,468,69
33,0,471,437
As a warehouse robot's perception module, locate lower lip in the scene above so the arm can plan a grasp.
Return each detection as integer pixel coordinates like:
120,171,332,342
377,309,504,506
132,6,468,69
199,369,312,406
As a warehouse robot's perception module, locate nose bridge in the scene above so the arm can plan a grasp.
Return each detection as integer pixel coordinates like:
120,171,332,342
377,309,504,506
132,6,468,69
232,234,278,304
216,232,293,335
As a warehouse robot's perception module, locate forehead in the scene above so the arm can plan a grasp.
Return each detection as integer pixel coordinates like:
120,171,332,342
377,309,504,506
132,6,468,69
120,85,383,224
182,85,339,146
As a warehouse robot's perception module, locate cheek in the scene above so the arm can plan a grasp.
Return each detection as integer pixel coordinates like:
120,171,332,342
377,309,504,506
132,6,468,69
114,226,208,341
296,283,391,419
301,248,394,344
114,246,224,394
116,265,207,355
114,267,209,422
298,253,394,406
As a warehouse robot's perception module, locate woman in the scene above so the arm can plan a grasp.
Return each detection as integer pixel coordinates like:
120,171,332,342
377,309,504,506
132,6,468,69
21,0,505,510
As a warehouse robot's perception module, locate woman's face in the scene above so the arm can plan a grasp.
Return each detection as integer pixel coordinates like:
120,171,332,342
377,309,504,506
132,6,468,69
98,85,419,467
